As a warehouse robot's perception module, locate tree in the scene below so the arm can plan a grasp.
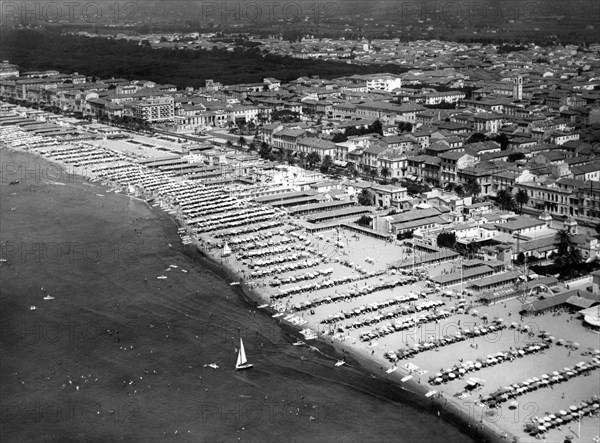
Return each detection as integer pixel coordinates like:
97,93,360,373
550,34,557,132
492,133,510,150
357,215,372,227
248,141,257,151
496,189,516,211
595,223,600,235
369,167,378,181
369,119,383,136
466,133,488,144
568,247,583,267
464,178,481,198
238,136,246,149
275,149,285,162
286,150,296,166
357,189,374,206
556,229,575,257
332,132,347,143
397,121,413,133
437,232,457,249
507,152,526,162
258,142,271,159
397,230,414,240
226,140,234,150
554,229,582,273
298,152,306,168
320,154,333,173
380,166,390,183
306,152,321,169
515,189,529,213
348,163,358,177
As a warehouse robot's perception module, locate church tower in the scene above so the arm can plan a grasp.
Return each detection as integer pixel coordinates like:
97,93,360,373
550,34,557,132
512,75,523,100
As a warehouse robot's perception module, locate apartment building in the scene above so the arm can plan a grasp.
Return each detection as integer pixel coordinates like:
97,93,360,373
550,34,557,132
132,96,175,123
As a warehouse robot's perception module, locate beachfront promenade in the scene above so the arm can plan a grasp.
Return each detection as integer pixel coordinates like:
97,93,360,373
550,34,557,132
2,124,599,443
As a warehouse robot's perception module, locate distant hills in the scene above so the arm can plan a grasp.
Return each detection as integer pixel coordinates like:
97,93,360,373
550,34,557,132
1,1,598,43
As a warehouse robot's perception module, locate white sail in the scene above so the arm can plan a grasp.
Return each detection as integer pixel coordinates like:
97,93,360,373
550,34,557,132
236,338,249,369
223,242,232,257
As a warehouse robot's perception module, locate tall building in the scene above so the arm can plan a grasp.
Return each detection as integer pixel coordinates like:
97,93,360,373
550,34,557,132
512,75,523,100
132,96,174,123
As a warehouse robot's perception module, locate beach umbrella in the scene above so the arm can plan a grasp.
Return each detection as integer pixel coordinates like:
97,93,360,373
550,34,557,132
572,342,580,348
559,410,568,416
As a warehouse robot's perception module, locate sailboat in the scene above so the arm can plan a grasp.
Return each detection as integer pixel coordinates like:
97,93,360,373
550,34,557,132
222,242,232,257
235,338,253,370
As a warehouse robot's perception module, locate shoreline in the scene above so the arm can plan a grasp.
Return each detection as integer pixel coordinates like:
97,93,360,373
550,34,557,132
0,145,523,443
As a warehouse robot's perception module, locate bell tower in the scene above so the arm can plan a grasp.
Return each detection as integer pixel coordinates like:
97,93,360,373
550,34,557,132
512,75,523,100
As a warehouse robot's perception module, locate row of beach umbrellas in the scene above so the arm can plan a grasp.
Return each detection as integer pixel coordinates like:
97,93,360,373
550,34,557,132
388,323,507,362
349,300,445,330
360,310,451,342
524,398,599,435
483,358,600,407
429,342,552,385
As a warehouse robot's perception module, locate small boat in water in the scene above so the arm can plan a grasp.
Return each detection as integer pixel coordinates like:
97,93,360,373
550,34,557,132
43,295,55,301
257,304,269,309
30,306,37,311
229,282,240,286
335,359,345,367
292,341,305,346
204,363,219,369
401,375,413,382
157,275,168,280
272,312,284,318
386,366,398,374
235,338,253,370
